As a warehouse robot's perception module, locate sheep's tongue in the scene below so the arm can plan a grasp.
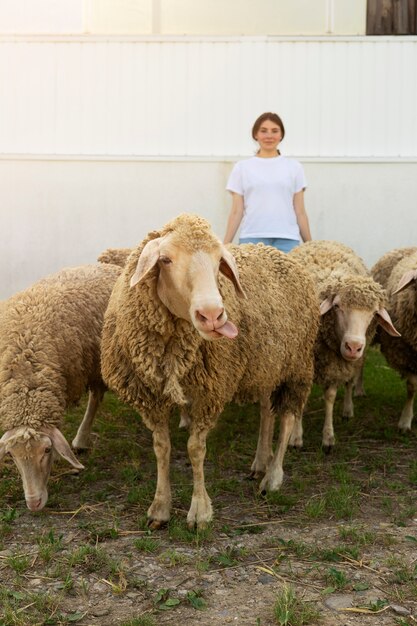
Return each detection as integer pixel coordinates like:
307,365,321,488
215,320,238,339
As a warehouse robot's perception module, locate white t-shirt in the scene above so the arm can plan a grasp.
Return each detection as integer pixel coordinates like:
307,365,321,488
226,155,307,240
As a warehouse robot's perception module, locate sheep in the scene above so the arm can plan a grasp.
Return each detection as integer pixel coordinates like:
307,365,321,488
371,247,417,290
0,264,121,511
97,247,132,268
372,248,417,432
289,240,399,451
100,213,319,530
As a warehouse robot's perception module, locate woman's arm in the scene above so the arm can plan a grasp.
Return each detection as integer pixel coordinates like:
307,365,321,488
223,193,244,244
293,190,312,242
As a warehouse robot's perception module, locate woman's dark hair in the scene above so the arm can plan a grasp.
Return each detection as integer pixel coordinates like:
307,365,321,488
251,112,285,141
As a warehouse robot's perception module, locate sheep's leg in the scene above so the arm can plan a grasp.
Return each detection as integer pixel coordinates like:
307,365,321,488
398,374,417,432
186,426,212,530
353,363,366,397
342,379,355,420
259,410,295,493
147,421,172,530
250,394,275,478
322,384,337,452
289,413,304,448
72,387,105,450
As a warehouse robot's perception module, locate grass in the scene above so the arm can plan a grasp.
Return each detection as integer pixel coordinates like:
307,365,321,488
1,346,417,624
274,585,321,625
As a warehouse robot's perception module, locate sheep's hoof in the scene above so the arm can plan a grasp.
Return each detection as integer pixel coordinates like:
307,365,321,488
260,489,267,497
398,427,411,435
147,518,168,531
322,444,333,455
341,414,352,422
291,444,303,452
246,470,264,481
188,521,209,532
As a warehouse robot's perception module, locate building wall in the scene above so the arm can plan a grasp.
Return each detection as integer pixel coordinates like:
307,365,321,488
0,1,415,299
1,156,416,299
1,37,416,158
0,0,367,35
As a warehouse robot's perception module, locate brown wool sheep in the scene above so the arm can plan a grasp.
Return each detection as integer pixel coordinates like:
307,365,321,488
373,248,417,431
0,264,122,510
101,214,319,530
97,247,132,268
290,240,399,451
371,247,417,290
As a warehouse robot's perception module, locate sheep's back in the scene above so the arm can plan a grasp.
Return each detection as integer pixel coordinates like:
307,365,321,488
291,240,368,285
0,264,121,427
372,247,417,289
222,244,319,399
98,248,133,268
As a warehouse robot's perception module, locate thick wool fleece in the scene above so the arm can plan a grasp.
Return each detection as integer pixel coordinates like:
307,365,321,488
291,240,386,388
97,248,133,268
0,264,121,433
101,214,320,432
379,250,417,378
372,247,417,289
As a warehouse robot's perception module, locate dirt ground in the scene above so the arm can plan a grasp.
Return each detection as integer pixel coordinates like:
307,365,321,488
1,359,417,625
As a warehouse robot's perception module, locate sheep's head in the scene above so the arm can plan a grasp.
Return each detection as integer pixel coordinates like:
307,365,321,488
0,425,84,511
319,274,400,361
129,215,246,340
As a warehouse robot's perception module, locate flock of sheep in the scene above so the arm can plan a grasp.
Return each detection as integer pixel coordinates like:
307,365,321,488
0,213,416,531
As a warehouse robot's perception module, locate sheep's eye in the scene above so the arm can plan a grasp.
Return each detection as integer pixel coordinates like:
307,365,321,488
44,447,52,455
159,256,172,265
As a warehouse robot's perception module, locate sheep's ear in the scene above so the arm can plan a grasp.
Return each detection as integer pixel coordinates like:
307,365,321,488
0,430,12,462
319,297,334,315
376,308,401,337
393,269,417,295
42,426,84,470
130,238,162,288
220,247,246,299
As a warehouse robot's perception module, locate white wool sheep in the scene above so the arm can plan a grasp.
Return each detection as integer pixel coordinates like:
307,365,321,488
290,241,399,451
0,264,121,510
372,248,417,431
101,214,319,530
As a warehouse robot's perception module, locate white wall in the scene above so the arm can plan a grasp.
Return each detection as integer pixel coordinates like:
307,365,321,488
0,0,367,35
1,37,416,158
1,35,416,299
1,157,416,299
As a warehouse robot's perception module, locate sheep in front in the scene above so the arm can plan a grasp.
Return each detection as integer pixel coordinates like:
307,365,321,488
290,240,399,451
100,213,319,530
0,264,121,511
372,247,417,432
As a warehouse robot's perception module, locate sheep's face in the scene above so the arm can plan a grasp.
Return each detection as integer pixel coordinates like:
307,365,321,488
0,426,84,511
7,433,53,511
130,233,245,341
320,295,400,361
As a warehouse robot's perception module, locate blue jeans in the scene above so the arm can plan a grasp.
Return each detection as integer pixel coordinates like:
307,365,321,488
239,237,299,253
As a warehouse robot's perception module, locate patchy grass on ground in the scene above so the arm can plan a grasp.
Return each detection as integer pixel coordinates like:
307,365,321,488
0,347,417,625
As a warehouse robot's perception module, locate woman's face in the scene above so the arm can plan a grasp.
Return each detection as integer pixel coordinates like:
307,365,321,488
254,120,283,152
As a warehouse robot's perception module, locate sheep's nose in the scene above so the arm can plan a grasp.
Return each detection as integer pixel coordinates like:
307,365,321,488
26,497,43,511
195,307,225,327
344,341,363,357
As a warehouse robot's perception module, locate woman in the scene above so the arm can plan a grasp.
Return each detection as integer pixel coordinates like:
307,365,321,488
223,112,312,252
